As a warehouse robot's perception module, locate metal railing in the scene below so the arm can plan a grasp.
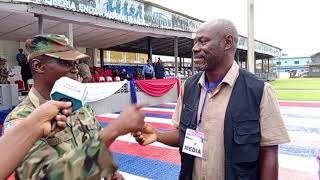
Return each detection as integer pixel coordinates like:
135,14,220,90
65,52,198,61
255,72,277,81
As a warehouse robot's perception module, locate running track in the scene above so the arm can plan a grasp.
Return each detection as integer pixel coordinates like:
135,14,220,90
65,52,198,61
3,100,320,179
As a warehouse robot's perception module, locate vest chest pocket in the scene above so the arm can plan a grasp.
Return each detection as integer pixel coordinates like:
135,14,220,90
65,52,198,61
179,103,195,148
232,116,261,163
180,103,194,129
233,123,260,144
232,118,261,179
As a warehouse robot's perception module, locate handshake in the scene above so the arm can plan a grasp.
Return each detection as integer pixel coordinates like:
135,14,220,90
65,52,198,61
4,100,146,139
34,101,147,146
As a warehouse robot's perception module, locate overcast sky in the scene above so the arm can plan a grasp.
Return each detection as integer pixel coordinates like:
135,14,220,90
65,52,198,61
150,0,320,57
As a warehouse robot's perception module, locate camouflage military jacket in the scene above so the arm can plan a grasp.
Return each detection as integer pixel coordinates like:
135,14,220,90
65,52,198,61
3,87,117,180
0,67,9,84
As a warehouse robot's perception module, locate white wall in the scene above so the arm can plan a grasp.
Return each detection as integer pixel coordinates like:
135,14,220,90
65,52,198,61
0,40,21,68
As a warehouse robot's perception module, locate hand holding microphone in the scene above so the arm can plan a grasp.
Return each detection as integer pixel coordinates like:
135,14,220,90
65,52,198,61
50,77,88,131
0,100,72,179
26,100,72,137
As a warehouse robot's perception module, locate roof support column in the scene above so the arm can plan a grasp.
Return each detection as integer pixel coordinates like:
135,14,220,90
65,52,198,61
100,49,104,68
247,0,255,73
182,57,185,68
93,49,97,67
254,55,257,73
174,37,178,76
107,50,111,62
147,36,153,61
86,48,95,67
179,56,182,72
67,23,73,47
182,57,185,75
37,14,44,34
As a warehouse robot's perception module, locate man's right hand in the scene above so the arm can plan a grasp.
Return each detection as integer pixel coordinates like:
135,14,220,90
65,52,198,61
133,124,158,146
100,105,145,147
26,100,72,137
114,105,145,135
102,105,145,137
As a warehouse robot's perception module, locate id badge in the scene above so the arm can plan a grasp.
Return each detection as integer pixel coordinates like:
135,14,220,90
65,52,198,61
182,128,205,158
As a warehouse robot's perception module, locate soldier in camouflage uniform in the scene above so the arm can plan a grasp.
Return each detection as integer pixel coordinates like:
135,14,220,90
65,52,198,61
77,58,92,83
0,57,9,84
3,34,145,180
0,100,72,179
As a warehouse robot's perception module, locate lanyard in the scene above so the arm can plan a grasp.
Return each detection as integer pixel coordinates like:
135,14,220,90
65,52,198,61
197,78,223,128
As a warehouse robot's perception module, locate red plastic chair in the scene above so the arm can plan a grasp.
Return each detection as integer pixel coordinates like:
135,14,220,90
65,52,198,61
15,80,26,95
98,76,106,82
15,80,25,91
93,74,101,82
106,76,113,82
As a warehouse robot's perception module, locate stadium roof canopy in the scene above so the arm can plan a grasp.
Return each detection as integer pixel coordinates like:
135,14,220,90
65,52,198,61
0,0,281,59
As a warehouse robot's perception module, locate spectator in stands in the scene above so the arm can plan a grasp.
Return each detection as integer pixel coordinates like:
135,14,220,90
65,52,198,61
104,65,113,78
134,65,143,79
4,34,145,180
0,100,72,179
154,57,165,79
77,58,92,83
120,68,130,80
0,57,9,84
16,49,32,89
142,59,154,79
16,49,26,65
91,66,101,82
112,68,122,81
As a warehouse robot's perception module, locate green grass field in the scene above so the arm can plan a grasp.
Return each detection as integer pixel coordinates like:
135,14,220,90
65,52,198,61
270,78,320,101
270,78,320,90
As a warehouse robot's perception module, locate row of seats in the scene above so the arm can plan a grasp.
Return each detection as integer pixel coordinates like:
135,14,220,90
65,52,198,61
90,66,128,82
90,65,145,82
92,75,121,82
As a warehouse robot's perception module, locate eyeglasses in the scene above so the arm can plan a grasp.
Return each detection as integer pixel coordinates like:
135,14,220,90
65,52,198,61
56,59,79,68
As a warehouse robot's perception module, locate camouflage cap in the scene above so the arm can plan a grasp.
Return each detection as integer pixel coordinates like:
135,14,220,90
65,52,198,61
25,34,89,61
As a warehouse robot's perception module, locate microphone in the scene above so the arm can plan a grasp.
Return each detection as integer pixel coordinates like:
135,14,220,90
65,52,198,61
50,77,88,130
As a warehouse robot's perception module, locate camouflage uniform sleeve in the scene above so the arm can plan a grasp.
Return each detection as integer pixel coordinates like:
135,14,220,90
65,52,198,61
89,105,103,131
0,68,7,75
16,136,117,180
5,105,117,180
